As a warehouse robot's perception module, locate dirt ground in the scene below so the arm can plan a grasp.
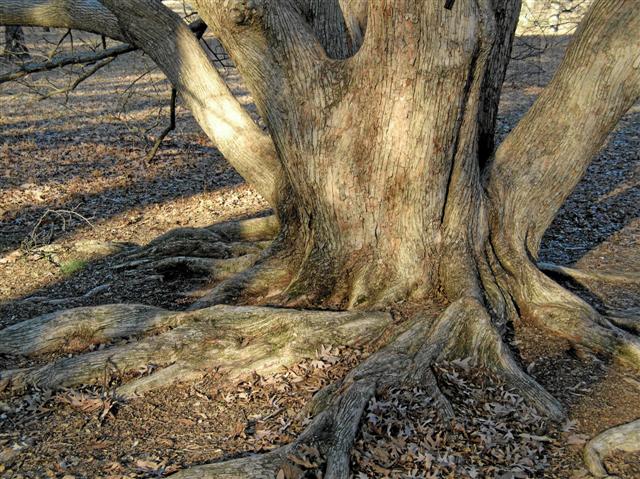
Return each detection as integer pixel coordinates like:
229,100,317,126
0,28,639,479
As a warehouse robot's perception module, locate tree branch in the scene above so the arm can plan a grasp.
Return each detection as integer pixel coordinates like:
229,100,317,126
338,0,367,48
0,42,134,84
477,0,522,166
145,87,177,164
0,0,283,208
39,56,116,100
101,0,282,206
0,0,126,41
295,0,361,58
193,0,341,206
486,0,640,259
195,0,332,114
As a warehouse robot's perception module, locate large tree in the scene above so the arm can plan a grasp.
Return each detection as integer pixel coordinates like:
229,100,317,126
1,0,639,477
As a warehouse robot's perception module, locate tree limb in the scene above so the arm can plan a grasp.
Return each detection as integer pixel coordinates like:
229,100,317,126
0,0,283,208
0,42,134,84
486,0,640,259
0,0,126,41
99,0,282,206
195,0,332,111
145,87,177,163
295,0,360,58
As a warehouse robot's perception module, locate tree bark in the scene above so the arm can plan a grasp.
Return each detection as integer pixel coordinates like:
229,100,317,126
483,0,640,340
0,0,126,41
194,0,520,309
487,0,640,262
2,1,640,477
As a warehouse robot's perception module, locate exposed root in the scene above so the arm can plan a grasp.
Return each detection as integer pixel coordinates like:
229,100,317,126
127,254,259,281
607,308,640,335
0,304,179,356
189,252,295,309
120,232,268,265
206,215,279,242
539,262,640,286
19,283,111,307
112,218,277,287
517,270,640,370
583,419,640,478
139,214,278,250
0,305,391,398
168,297,564,478
532,303,640,367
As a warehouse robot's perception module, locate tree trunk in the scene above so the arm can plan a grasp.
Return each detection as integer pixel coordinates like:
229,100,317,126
194,0,522,311
1,0,640,477
3,25,29,58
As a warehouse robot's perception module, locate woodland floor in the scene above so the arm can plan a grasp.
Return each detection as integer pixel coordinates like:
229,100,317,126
0,29,639,479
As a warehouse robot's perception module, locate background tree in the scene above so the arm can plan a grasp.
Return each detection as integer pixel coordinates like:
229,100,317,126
3,25,29,58
1,0,639,477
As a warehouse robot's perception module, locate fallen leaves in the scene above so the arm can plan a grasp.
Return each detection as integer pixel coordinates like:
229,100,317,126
56,390,121,423
352,364,562,478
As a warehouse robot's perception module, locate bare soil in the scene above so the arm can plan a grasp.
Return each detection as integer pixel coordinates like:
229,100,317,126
0,30,639,478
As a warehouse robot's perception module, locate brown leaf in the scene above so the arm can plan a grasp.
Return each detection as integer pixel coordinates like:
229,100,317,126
277,463,304,479
565,433,590,446
135,459,162,471
287,453,316,469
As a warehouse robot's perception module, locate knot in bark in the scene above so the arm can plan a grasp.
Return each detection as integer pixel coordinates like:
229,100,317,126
222,0,264,25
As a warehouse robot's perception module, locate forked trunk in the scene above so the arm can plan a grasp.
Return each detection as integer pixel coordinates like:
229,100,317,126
198,0,520,311
2,1,640,477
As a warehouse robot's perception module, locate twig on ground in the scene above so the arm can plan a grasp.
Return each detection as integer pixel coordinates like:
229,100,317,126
21,208,95,252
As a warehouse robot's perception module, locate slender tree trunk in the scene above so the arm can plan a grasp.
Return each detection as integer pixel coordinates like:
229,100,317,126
485,0,640,347
3,25,29,58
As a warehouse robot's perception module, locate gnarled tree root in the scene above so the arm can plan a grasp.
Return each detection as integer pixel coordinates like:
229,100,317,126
125,255,260,282
169,297,564,479
0,304,179,356
0,305,391,398
583,419,640,478
517,269,640,369
606,308,640,335
118,228,270,265
113,216,278,282
189,251,296,309
206,215,279,242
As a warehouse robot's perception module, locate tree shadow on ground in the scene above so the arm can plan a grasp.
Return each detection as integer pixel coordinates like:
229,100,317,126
0,210,272,328
0,155,246,255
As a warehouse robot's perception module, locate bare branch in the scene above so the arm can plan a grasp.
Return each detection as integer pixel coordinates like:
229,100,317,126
145,87,177,164
0,42,134,84
0,0,126,41
196,0,332,107
38,56,115,100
